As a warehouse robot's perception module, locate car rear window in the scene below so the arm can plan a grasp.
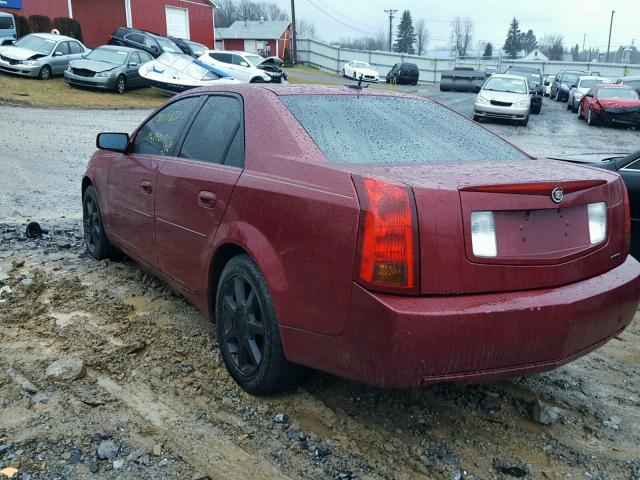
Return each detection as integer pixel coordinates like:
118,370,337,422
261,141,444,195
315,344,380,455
279,95,528,164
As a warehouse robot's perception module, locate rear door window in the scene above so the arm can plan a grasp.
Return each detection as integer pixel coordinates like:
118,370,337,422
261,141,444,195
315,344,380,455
179,95,244,167
210,52,231,64
125,33,144,45
131,96,202,156
279,95,528,164
129,52,140,64
139,51,153,63
69,42,84,54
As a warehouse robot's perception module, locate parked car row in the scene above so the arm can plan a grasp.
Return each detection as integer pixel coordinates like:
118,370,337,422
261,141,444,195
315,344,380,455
546,69,640,129
340,60,420,85
0,27,288,94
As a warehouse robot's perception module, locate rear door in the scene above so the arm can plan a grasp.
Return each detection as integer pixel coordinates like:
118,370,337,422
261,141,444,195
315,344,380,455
155,94,245,291
108,95,202,265
127,51,142,85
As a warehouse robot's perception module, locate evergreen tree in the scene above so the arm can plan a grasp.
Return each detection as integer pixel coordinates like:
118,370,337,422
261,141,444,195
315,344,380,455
503,17,522,59
394,10,416,54
522,29,537,53
483,42,493,59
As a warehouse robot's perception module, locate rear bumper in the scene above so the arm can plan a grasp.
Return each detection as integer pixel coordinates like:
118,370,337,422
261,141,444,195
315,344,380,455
282,256,640,388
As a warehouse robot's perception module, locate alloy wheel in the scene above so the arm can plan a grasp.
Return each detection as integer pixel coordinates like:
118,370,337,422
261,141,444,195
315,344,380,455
83,195,101,253
116,76,126,94
220,275,265,376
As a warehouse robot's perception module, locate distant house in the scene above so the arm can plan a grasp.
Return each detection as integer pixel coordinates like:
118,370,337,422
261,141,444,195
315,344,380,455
216,19,291,59
522,49,549,62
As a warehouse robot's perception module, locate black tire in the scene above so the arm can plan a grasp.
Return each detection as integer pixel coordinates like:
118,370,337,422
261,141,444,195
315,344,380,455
39,65,51,81
116,75,126,94
250,77,266,83
473,114,481,122
531,103,542,115
82,185,121,260
353,72,356,80
520,116,529,127
567,99,573,110
577,103,583,118
342,68,346,78
587,107,599,126
216,255,308,395
554,89,561,101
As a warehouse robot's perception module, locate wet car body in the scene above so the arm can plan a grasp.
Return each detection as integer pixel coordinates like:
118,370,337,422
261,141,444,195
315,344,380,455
0,33,88,79
550,150,640,259
64,45,153,94
82,85,640,393
578,84,640,127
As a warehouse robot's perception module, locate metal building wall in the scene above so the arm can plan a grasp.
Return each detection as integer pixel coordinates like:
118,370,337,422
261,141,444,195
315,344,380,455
1,0,69,19
131,0,214,47
72,0,126,48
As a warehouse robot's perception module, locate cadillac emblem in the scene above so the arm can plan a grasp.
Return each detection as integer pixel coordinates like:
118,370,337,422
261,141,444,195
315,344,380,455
551,187,564,204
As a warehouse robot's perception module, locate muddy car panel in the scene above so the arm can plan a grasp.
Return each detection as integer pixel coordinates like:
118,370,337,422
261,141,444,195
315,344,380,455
83,85,640,389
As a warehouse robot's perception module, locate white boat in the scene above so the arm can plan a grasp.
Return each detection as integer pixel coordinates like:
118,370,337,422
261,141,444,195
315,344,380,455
139,52,240,95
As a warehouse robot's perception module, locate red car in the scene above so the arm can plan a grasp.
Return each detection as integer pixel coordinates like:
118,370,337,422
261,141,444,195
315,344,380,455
82,86,640,394
577,83,640,127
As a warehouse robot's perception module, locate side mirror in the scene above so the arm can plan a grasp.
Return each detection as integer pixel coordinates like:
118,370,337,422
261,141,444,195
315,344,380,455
586,93,593,98
53,51,63,57
571,84,577,88
97,132,129,152
151,45,159,52
128,62,138,67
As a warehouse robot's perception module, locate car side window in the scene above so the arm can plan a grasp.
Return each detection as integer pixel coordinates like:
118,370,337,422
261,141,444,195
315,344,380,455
129,52,140,64
179,95,244,167
54,42,70,56
131,96,202,156
139,51,152,63
126,33,144,44
143,36,157,49
624,158,640,171
231,54,245,65
69,42,83,54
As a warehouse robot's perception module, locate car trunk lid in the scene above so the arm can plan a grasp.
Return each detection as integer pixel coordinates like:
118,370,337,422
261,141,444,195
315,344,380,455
346,159,628,295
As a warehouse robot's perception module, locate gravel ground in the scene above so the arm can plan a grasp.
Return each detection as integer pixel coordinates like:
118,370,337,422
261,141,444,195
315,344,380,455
1,94,640,479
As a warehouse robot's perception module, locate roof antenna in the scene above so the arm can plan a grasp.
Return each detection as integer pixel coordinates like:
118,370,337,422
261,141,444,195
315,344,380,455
347,74,368,90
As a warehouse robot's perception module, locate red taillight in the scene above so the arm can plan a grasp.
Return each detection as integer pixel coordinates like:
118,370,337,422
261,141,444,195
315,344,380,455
353,176,418,293
108,34,113,41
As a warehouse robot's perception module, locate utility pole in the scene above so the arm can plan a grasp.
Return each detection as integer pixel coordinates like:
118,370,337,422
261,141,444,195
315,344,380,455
384,9,397,52
582,33,586,52
606,10,615,63
290,0,297,64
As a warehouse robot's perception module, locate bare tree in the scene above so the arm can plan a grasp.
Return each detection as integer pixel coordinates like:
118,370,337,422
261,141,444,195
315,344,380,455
296,19,318,40
216,0,289,27
414,18,430,55
263,2,289,21
539,34,564,60
450,16,473,57
338,30,387,51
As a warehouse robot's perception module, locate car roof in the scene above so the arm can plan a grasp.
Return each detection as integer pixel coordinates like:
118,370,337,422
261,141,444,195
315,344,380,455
506,66,540,72
30,32,76,41
489,73,529,81
95,45,139,52
0,11,14,17
181,84,422,101
594,83,632,90
578,76,608,81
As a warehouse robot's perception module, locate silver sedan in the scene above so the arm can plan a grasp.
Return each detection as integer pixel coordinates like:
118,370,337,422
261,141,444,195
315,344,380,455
0,33,88,80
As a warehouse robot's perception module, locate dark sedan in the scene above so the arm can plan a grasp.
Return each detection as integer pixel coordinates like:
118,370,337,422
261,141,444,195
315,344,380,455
82,85,639,395
65,45,153,94
551,150,640,258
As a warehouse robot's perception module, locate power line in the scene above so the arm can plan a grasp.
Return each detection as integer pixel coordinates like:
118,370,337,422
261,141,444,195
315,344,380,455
311,0,379,32
306,0,377,36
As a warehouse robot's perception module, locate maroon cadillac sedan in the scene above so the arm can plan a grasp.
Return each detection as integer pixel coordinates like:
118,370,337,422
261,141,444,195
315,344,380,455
82,85,640,394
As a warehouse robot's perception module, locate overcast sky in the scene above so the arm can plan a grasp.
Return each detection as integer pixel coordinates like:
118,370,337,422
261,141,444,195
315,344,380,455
272,0,638,52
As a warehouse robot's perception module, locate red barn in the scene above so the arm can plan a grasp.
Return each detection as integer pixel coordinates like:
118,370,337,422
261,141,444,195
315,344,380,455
215,19,291,59
1,0,216,48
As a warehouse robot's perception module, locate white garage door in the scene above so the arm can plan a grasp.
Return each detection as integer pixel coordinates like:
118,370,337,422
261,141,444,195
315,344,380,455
166,6,189,39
